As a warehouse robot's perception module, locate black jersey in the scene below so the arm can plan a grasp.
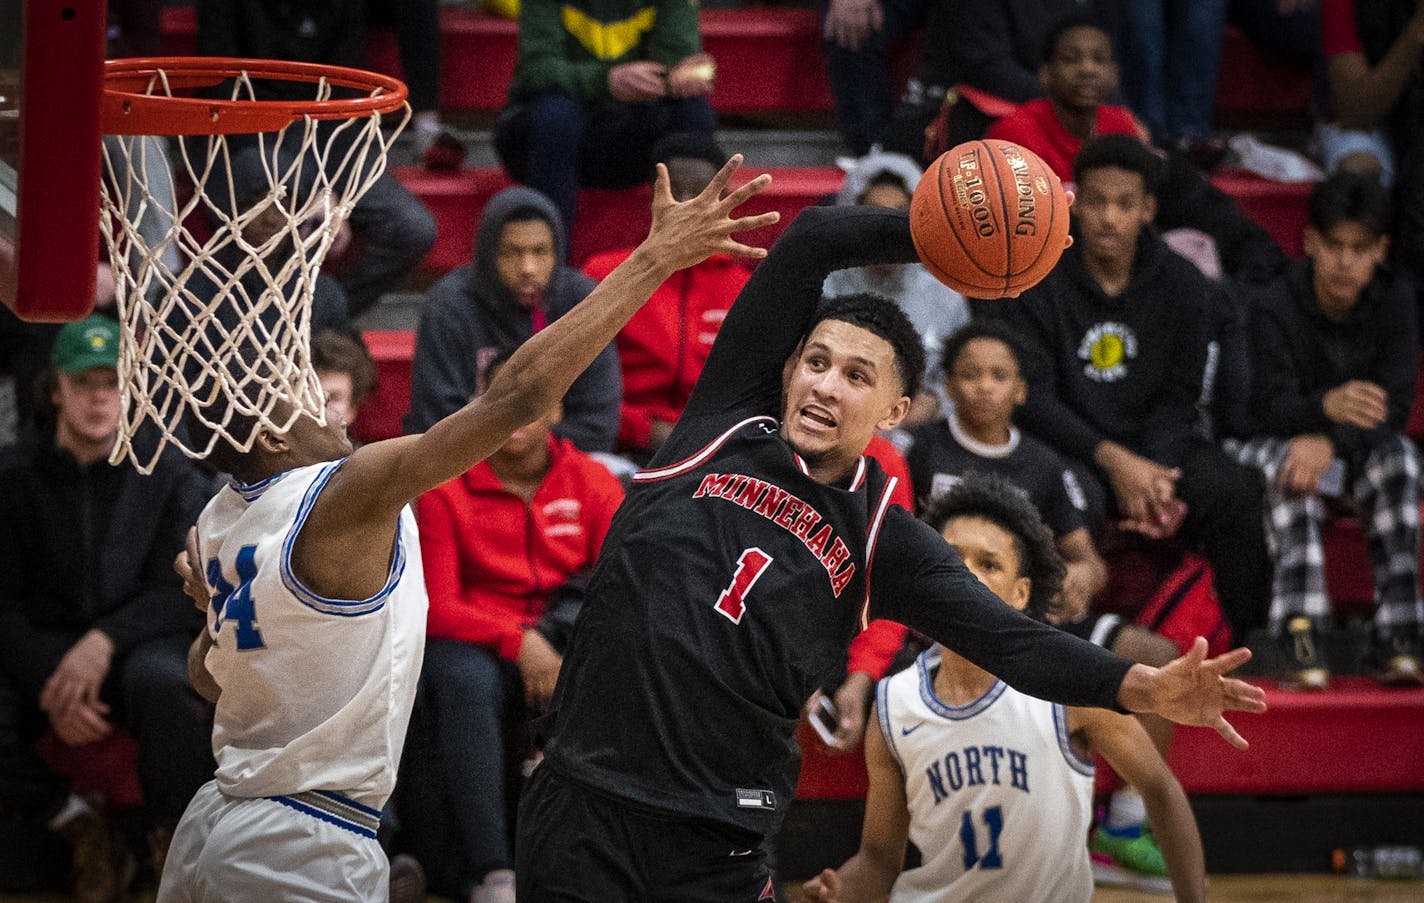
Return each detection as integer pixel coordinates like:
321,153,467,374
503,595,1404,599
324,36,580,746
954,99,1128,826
545,415,898,836
906,417,1089,536
543,206,1132,839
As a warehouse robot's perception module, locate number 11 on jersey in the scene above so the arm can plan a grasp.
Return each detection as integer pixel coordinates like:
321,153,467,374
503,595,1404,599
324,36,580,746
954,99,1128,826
714,548,774,624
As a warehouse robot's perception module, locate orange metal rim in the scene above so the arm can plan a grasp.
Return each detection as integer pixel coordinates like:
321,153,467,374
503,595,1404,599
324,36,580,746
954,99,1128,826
101,57,409,135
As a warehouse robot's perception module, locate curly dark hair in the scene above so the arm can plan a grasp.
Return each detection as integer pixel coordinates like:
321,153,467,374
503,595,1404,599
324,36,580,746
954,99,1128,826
808,292,926,399
921,472,1065,619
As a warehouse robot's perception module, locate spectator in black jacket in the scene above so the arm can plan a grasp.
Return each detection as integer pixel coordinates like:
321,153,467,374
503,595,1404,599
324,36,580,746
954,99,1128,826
0,316,213,902
1228,173,1423,689
991,135,1270,646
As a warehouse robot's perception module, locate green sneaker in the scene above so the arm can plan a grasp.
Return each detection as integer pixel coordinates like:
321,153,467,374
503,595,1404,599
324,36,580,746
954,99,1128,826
1090,825,1172,894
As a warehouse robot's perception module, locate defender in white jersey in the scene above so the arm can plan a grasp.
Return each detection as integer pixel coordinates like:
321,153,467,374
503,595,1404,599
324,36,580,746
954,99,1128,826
806,476,1207,903
162,159,781,902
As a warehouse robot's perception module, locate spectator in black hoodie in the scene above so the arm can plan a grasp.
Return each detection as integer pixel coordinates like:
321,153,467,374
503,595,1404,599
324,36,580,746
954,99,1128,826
0,316,213,900
1228,172,1423,690
992,135,1270,646
405,186,622,452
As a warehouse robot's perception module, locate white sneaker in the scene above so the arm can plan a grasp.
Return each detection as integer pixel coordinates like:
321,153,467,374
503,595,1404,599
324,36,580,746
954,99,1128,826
471,868,516,903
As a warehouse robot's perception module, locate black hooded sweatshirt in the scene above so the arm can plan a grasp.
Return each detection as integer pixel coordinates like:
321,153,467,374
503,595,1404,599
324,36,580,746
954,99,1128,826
1000,227,1218,467
404,186,621,451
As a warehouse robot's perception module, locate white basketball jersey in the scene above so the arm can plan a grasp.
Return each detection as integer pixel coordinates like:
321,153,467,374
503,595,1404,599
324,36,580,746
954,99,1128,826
877,648,1095,903
196,459,428,810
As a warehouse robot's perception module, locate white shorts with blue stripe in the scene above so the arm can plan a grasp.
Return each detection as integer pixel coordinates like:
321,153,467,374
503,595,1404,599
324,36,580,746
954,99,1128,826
156,780,388,902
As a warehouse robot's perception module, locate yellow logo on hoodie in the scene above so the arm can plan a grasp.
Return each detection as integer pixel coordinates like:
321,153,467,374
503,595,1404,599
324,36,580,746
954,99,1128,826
562,6,658,60
1078,321,1137,383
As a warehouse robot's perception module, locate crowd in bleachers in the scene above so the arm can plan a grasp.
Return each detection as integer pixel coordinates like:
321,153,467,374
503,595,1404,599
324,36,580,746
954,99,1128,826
3,0,1424,899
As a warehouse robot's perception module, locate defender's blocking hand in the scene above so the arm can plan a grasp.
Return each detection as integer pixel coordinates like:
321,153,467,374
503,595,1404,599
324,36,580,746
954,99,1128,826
644,155,779,270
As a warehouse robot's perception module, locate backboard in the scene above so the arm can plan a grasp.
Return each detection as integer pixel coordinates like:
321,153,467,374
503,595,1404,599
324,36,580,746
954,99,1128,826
0,0,105,322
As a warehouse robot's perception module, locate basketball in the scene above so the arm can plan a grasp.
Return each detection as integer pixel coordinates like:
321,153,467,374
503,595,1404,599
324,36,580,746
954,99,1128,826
909,140,1070,298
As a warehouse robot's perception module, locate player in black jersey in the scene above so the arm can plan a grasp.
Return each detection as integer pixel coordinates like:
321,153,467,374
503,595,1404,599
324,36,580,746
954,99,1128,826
515,203,1266,901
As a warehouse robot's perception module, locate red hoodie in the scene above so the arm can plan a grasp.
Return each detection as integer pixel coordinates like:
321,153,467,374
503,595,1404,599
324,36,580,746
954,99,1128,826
583,249,752,452
417,436,625,660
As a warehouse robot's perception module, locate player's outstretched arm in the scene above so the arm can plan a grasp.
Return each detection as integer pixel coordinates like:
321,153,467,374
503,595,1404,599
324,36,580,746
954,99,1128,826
328,157,777,513
1116,637,1266,751
1073,707,1207,903
803,704,908,903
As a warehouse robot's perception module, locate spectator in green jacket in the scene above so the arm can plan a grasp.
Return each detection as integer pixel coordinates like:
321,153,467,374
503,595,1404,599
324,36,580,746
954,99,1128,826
493,0,718,242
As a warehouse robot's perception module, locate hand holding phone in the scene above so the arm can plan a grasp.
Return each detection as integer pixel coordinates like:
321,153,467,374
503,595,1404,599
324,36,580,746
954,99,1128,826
810,694,841,747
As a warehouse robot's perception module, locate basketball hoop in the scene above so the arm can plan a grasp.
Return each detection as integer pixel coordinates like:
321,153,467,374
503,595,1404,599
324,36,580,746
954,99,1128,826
97,57,410,473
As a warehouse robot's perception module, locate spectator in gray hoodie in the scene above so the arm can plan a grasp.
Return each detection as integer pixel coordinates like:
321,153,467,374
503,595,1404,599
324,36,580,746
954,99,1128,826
405,186,621,452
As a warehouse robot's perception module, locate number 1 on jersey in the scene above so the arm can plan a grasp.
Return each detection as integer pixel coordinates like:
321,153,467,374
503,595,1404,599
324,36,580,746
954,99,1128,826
715,548,773,624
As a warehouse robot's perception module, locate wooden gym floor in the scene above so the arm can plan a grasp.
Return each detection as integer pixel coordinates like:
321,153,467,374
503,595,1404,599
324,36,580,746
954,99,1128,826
7,876,1424,901
787,877,1424,901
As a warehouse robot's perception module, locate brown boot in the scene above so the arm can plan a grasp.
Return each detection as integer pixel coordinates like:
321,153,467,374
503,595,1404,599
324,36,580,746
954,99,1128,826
55,801,133,903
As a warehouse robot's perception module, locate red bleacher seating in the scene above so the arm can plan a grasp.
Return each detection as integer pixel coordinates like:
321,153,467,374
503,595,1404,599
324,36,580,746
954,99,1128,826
1210,168,1311,258
1169,678,1424,795
381,9,855,114
795,722,868,799
370,12,517,113
392,167,511,275
35,730,144,810
1214,26,1314,125
354,330,416,442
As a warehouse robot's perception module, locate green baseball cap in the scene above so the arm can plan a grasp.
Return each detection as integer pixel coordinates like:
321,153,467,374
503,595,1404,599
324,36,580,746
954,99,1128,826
51,315,120,374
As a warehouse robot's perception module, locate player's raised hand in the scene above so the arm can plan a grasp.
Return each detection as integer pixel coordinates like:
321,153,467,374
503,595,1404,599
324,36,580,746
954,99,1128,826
1119,637,1266,750
645,154,779,270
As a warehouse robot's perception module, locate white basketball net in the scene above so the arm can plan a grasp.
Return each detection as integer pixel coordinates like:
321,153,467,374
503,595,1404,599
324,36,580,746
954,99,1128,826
99,67,408,473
